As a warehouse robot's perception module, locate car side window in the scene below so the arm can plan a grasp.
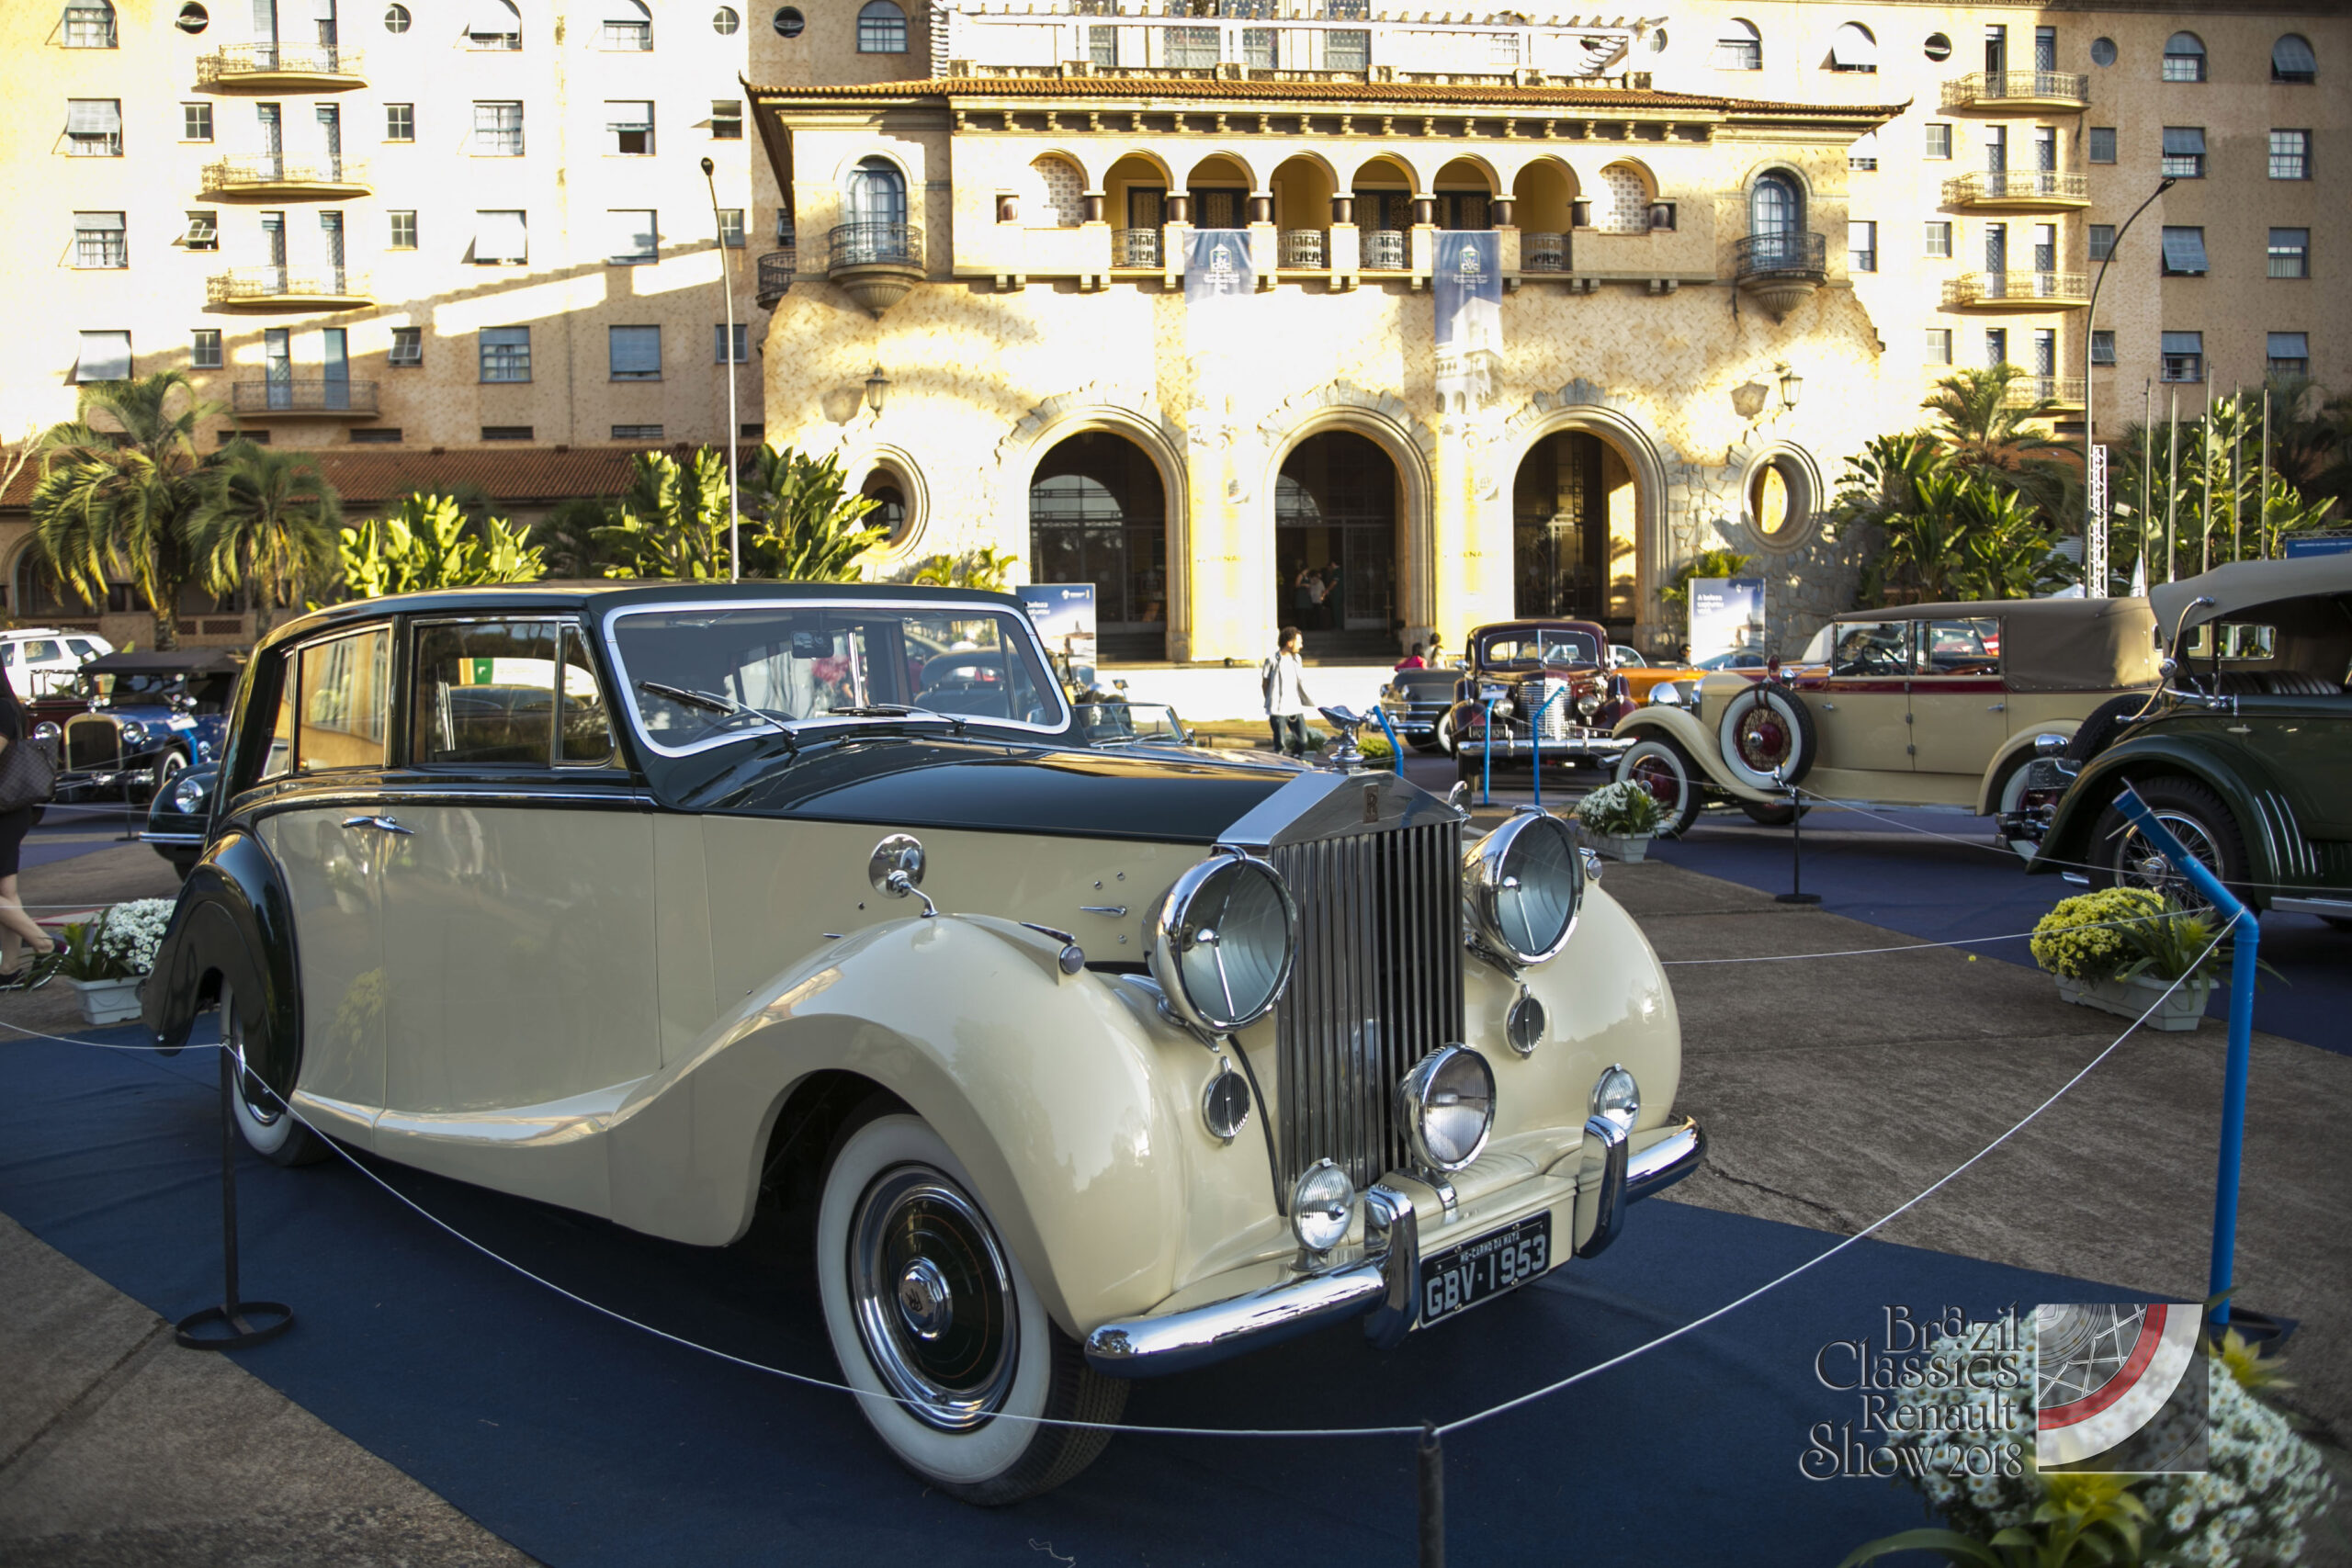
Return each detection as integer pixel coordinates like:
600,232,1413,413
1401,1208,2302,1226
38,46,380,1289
558,627,616,765
66,639,99,660
296,626,393,773
25,639,61,663
411,620,562,767
1918,618,2001,677
1827,622,1912,678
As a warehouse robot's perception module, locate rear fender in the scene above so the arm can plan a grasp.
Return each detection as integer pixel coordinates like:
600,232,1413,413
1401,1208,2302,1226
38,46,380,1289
140,827,300,1086
2033,737,2286,892
1610,706,1778,802
1974,722,2081,816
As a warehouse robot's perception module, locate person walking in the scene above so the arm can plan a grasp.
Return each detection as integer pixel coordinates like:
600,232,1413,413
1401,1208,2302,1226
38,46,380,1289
1261,626,1314,757
0,678,58,988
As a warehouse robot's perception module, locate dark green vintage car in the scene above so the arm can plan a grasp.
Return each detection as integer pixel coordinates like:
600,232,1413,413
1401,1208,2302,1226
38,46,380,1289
2029,556,2352,923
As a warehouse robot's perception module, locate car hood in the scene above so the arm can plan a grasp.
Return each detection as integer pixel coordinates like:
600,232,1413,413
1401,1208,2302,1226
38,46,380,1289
85,705,191,724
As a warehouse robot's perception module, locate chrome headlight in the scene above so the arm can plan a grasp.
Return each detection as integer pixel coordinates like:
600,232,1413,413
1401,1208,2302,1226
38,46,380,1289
119,720,148,748
1463,811,1585,966
171,772,210,815
1291,1158,1353,1253
33,721,60,744
1590,1064,1640,1132
1648,682,1686,707
197,739,217,763
1576,691,1601,718
1148,851,1297,1035
1400,1044,1496,1173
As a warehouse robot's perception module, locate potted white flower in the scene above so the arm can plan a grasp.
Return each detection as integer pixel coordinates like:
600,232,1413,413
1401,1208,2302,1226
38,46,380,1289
1571,780,1664,863
54,899,176,1027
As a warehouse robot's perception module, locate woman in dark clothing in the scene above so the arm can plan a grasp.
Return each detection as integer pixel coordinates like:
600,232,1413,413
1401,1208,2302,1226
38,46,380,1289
0,680,56,986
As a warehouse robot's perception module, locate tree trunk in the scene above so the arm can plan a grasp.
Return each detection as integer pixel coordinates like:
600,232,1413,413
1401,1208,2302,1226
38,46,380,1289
149,592,179,651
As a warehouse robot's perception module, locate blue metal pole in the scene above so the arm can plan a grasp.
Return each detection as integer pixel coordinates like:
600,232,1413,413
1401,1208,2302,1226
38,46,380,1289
1372,705,1404,777
2111,786,2257,1330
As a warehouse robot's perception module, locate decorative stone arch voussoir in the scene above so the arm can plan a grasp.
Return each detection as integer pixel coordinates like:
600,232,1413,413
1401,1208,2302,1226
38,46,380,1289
1253,381,1439,632
994,385,1191,629
1501,379,1686,638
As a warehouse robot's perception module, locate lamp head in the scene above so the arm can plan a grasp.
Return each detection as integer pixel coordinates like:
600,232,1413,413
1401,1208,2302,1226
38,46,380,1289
2156,176,2177,194
700,156,716,177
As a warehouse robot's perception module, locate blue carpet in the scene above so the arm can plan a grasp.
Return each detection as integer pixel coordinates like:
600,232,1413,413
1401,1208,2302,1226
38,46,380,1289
0,1028,2160,1567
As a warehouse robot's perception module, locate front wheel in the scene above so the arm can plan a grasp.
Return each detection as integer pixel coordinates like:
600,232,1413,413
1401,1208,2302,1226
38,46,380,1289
224,981,329,1168
817,1110,1125,1505
150,750,188,806
1615,736,1703,838
2086,777,2247,915
1738,800,1807,827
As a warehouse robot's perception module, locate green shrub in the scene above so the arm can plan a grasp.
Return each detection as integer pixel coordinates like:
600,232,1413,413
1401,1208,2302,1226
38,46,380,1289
1574,780,1665,838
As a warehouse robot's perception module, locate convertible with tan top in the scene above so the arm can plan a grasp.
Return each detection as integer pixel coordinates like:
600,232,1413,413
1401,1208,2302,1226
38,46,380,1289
142,582,1701,1503
1609,597,2161,845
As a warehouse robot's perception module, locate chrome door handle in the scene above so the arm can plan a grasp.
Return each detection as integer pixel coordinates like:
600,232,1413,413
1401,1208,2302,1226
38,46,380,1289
1988,703,2006,712
341,814,413,836
1820,702,1837,710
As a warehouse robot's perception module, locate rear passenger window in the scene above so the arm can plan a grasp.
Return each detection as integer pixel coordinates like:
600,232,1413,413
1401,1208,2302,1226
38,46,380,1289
558,627,615,765
296,626,393,773
1918,617,2001,676
412,621,561,766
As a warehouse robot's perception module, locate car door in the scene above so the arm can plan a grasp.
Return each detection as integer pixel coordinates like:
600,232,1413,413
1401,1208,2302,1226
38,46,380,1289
377,616,660,1134
1802,619,1916,777
249,621,397,1141
1908,615,2009,777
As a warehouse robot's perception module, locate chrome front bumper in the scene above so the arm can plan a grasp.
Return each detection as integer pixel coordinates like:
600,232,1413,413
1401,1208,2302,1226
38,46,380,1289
1082,1116,1704,1377
1463,729,1632,761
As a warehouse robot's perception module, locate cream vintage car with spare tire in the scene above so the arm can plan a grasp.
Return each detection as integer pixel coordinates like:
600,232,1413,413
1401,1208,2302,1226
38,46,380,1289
143,582,1702,1503
1610,597,2161,850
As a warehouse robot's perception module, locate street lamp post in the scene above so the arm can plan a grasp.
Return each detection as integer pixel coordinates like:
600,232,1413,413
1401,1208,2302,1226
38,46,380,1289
702,155,741,582
2081,176,2175,595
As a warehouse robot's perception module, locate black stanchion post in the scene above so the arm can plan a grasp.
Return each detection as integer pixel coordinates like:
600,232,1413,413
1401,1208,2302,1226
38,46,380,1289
174,1043,295,1351
1771,766,1820,907
1417,1421,1445,1568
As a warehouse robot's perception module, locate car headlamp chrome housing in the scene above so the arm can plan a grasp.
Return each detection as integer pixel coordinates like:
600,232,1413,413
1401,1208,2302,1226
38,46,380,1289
1590,1064,1640,1132
1647,681,1686,708
119,720,148,748
32,721,61,746
1290,1158,1353,1253
1462,811,1585,968
1399,1044,1496,1173
1148,851,1297,1036
1576,690,1602,718
170,772,211,815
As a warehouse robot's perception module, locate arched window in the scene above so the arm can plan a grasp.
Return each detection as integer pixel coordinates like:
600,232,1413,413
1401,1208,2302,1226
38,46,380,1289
62,0,117,47
856,0,905,53
1749,171,1804,266
1026,156,1084,228
844,156,907,228
467,0,520,49
602,0,651,51
1828,21,1875,73
2272,33,2315,84
1712,17,1760,70
2162,31,2204,82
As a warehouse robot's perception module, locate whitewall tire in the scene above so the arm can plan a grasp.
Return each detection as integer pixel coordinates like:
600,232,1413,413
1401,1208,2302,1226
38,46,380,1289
223,982,328,1168
1714,685,1816,792
1615,737,1702,838
816,1111,1125,1504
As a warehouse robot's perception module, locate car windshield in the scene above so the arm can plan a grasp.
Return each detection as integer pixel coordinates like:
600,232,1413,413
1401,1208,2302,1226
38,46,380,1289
608,603,1065,753
1479,629,1600,668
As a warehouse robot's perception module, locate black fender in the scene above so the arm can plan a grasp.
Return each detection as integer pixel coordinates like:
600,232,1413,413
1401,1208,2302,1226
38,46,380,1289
2031,734,2289,897
142,827,300,1095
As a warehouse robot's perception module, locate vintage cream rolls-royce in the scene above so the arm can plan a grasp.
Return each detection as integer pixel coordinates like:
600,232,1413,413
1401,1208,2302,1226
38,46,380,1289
144,583,1702,1503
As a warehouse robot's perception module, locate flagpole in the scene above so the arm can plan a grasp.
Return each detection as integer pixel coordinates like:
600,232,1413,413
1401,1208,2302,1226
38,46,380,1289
2228,385,2243,565
2140,379,2153,590
2199,387,2214,576
2259,385,2272,558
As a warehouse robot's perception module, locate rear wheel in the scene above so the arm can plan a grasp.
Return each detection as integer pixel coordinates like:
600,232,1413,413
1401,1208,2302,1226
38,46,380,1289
816,1110,1125,1505
223,981,329,1168
2086,777,2247,915
1615,737,1702,838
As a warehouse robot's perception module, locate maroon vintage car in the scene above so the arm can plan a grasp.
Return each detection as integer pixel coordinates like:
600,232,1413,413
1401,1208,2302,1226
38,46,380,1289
1446,619,1634,785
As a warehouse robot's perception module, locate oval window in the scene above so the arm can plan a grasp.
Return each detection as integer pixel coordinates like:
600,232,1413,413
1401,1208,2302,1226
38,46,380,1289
1922,32,1951,62
176,1,209,32
382,1,410,31
1747,455,1815,547
773,5,804,36
2090,36,2118,67
712,5,740,32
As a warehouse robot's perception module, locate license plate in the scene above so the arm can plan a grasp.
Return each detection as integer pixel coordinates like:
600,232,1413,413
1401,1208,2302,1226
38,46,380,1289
1418,1213,1552,1327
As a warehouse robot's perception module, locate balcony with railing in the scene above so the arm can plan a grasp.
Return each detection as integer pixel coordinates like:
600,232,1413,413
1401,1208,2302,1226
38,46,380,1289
1939,70,2088,111
1940,170,2090,210
1733,230,1825,321
1521,231,1568,273
1941,271,2088,310
232,379,380,418
1112,228,1161,269
201,156,371,198
1361,230,1408,271
1277,229,1327,269
197,43,367,88
755,248,797,308
2003,375,2086,412
828,223,924,317
205,267,374,310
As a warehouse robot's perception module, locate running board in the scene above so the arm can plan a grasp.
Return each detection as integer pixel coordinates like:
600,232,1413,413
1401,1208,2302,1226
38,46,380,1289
2273,896,2352,919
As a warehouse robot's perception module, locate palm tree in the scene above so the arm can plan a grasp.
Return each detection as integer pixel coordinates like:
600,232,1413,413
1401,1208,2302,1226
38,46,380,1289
531,496,617,579
1920,365,2080,524
594,448,738,579
28,372,221,650
740,445,887,582
187,441,340,636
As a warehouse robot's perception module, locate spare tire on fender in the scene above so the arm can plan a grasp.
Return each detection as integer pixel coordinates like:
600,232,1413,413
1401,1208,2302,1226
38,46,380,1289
1715,684,1817,790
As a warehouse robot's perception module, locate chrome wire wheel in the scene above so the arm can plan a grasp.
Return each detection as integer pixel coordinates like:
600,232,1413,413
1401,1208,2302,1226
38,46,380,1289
2110,809,2223,911
847,1166,1020,1433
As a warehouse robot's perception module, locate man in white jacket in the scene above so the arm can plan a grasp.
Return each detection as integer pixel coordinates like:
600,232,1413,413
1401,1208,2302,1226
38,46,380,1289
1261,626,1313,756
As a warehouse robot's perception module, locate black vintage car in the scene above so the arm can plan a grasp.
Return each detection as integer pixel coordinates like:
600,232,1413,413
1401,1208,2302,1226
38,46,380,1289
1376,659,1470,753
49,649,243,803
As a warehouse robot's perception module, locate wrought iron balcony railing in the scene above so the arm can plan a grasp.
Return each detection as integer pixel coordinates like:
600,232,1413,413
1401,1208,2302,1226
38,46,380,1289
205,266,372,304
202,155,369,193
198,43,365,82
1940,69,2089,109
2004,375,2086,409
1278,229,1326,268
1521,231,1568,272
1941,169,2089,205
755,248,796,307
1940,270,2089,306
1361,229,1407,270
1734,231,1826,278
232,378,379,415
827,221,922,271
1114,228,1161,267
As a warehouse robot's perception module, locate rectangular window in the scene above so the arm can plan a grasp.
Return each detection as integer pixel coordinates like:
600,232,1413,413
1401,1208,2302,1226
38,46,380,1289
410,620,562,767
294,626,393,773
2269,130,2310,181
389,326,423,367
472,209,526,265
2161,227,2208,276
1924,221,1951,259
1848,131,1878,172
479,325,531,382
349,428,401,444
606,209,658,265
191,328,221,368
1484,31,1515,68
1985,328,2007,367
63,1,117,46
2091,330,2116,367
2163,38,2204,83
2267,228,2309,279
711,99,743,140
481,425,534,441
74,331,130,383
2161,127,2206,179
2087,224,2115,263
2267,332,2308,377
606,100,653,155
1088,25,1114,66
73,212,127,269
608,324,662,380
714,322,748,363
1923,123,1951,161
65,99,123,156
2032,328,2056,376
718,209,745,248
1925,328,1952,365
389,209,416,249
184,210,219,251
220,428,270,446
1918,617,2002,678
612,423,663,441
2088,127,2116,164
474,101,523,156
1167,26,1217,67
183,103,214,141
1324,29,1366,69
2034,26,2055,72
386,103,413,141
1848,220,1876,273
2161,332,2204,383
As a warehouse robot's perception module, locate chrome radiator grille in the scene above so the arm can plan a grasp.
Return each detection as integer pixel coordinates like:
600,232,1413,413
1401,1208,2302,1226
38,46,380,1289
1530,680,1574,742
64,717,122,771
1268,820,1464,1192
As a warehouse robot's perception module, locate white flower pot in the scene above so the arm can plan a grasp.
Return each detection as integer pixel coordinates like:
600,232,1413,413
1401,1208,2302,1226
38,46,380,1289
2053,973,2210,1032
65,975,145,1027
1574,826,1653,863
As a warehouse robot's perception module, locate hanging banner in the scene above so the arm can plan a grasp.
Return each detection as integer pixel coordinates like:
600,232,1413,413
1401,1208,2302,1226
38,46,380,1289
1018,583,1098,690
1433,231,1503,411
1183,230,1253,358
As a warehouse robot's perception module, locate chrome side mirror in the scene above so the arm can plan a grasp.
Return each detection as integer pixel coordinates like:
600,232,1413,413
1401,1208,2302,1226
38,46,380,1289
868,833,937,917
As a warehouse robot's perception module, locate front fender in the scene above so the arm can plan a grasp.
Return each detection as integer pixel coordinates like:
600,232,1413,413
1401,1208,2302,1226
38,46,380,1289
2033,736,2285,892
141,827,300,1089
1973,723,2081,815
1611,705,1778,802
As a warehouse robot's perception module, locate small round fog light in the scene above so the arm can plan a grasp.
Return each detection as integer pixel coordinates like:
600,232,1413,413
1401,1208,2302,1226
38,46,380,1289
1290,1158,1353,1254
1505,989,1545,1056
1591,1064,1639,1129
1201,1063,1250,1144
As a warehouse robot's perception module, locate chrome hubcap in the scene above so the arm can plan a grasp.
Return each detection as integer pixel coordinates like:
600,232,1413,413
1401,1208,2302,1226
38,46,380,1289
897,1258,954,1341
848,1167,1018,1432
2113,809,2221,912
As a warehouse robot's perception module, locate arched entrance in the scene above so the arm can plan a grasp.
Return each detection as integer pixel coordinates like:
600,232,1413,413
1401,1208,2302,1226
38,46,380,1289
1275,430,1397,657
1028,431,1169,660
1512,430,1637,626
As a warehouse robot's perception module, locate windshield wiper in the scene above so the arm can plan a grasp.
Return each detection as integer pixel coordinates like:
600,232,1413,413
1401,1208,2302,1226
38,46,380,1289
636,679,784,736
827,703,967,736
